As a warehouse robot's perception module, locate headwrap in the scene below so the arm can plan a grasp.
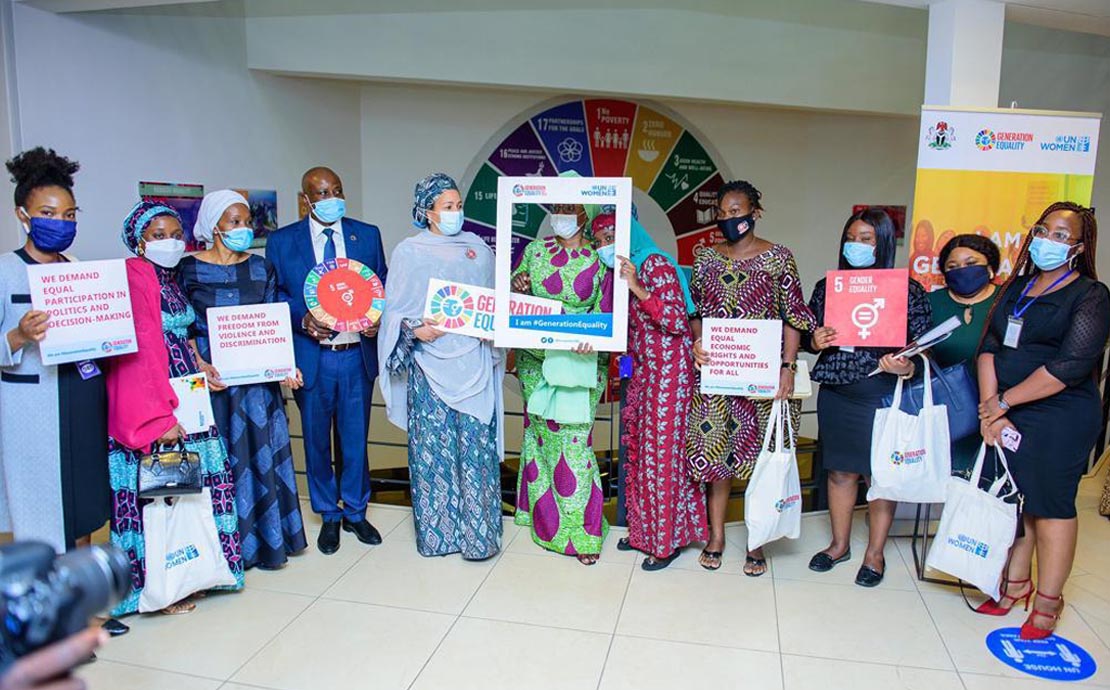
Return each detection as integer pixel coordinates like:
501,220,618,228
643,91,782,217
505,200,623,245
591,212,615,240
411,172,459,229
629,218,696,315
193,189,249,245
121,200,182,255
556,170,603,222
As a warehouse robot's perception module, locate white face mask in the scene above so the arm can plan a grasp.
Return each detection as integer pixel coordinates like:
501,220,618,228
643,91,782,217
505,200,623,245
143,238,187,268
550,214,580,239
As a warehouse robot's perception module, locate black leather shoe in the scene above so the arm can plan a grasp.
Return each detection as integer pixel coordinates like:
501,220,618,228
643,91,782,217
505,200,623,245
808,549,851,573
342,518,382,545
318,521,341,555
855,564,885,588
101,618,130,637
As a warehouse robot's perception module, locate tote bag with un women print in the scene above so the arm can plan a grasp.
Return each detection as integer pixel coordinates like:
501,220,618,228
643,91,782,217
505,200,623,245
745,399,803,551
867,355,951,504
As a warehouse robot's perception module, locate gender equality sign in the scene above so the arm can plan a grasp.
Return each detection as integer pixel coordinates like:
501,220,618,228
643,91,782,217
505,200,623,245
494,175,631,351
423,279,562,340
208,303,296,386
699,319,782,397
824,269,908,348
27,259,137,366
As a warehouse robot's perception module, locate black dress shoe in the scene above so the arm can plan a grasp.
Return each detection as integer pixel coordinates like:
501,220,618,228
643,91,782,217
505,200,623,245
342,518,382,545
101,618,130,637
855,564,885,588
808,549,851,573
318,521,341,555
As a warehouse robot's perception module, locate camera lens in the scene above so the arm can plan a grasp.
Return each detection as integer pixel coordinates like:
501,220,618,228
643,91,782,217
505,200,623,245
53,544,131,635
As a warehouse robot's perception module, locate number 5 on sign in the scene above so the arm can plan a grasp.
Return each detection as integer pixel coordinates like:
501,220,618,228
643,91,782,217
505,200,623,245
824,269,909,347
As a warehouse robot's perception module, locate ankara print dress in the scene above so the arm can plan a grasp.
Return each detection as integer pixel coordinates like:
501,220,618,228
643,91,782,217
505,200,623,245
512,237,609,555
622,255,708,558
686,245,815,482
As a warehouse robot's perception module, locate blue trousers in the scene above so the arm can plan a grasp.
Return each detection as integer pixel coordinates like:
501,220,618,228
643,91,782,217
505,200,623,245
292,348,372,523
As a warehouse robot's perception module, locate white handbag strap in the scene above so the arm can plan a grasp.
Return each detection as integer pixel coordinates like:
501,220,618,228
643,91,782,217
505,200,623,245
918,354,934,408
761,398,782,453
781,399,795,452
987,445,1019,500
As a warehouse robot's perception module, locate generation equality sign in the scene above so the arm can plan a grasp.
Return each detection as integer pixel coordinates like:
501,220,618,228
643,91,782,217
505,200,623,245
423,278,562,340
207,303,296,386
494,176,631,351
27,259,137,366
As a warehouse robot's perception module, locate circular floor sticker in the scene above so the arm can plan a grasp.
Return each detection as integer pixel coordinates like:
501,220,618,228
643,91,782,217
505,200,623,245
303,258,385,332
986,627,1097,682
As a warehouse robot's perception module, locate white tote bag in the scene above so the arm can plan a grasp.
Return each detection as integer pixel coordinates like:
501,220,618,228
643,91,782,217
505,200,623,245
925,443,1019,601
745,399,802,551
139,488,237,613
867,355,952,503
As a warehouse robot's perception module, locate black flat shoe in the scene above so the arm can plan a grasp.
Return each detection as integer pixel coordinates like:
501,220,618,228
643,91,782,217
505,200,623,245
101,618,129,637
744,556,768,578
808,549,851,573
699,549,722,571
855,564,885,588
318,521,341,555
641,551,679,572
342,518,382,545
616,537,634,552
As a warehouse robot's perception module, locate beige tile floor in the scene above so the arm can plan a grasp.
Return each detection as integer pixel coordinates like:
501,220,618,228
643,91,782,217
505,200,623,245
80,473,1110,690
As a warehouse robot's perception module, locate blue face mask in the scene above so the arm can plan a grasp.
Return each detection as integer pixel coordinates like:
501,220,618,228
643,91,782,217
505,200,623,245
21,210,77,253
842,241,876,268
219,228,255,252
1029,236,1074,272
311,197,346,224
434,210,464,236
597,244,616,269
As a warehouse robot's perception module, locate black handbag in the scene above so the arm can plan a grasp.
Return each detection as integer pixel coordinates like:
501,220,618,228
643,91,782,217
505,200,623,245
138,440,203,498
881,357,980,441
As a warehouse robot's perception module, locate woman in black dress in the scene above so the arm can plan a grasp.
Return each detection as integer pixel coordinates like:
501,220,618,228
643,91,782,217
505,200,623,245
976,201,1109,640
803,208,932,588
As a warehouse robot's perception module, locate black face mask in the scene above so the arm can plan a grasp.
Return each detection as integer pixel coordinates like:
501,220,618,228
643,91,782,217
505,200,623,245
944,264,991,297
717,214,755,242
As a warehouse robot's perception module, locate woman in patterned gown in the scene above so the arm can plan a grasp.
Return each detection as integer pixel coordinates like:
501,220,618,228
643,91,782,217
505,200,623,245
106,201,244,615
593,213,707,570
179,189,307,571
512,199,608,566
687,181,816,575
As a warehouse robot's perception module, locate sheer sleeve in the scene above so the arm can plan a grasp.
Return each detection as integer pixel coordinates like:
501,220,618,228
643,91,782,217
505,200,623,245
907,280,933,341
777,248,816,332
801,280,827,354
1046,281,1110,386
637,255,690,336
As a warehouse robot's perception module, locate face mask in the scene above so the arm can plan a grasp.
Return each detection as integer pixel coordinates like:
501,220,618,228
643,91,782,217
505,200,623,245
433,210,464,236
597,244,616,269
944,264,991,297
311,197,346,224
218,228,254,252
20,209,77,253
142,238,186,268
1029,236,1075,272
550,214,580,239
842,241,876,268
717,214,755,243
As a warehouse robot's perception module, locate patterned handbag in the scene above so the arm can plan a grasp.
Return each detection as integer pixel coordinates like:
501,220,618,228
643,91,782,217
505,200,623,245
138,440,203,498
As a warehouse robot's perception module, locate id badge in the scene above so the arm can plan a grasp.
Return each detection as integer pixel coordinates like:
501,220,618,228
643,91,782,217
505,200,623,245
1004,317,1023,348
76,360,101,380
1001,426,1022,453
840,346,856,353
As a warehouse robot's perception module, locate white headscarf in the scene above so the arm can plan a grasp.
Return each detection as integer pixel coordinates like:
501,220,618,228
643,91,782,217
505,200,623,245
193,189,248,245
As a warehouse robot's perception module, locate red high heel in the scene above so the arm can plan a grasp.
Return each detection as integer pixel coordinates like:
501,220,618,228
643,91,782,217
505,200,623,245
1020,591,1063,640
975,578,1033,616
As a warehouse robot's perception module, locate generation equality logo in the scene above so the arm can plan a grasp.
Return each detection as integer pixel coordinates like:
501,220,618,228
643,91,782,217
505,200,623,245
975,128,1034,151
511,183,547,198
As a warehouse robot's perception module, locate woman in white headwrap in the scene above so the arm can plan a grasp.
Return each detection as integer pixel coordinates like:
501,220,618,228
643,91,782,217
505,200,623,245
379,172,505,560
178,189,307,570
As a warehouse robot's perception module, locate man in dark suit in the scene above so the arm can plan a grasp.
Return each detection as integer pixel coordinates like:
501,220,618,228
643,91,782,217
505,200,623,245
266,166,387,554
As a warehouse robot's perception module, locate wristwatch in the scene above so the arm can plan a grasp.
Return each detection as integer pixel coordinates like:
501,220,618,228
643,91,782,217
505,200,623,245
998,393,1011,411
781,361,797,372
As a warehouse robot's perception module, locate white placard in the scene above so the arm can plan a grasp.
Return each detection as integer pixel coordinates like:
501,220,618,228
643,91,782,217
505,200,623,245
422,278,562,340
494,176,631,351
207,303,296,386
26,258,137,366
700,318,783,397
169,372,215,434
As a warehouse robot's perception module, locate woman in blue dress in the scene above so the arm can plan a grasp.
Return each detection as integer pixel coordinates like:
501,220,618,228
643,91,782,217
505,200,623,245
179,190,307,570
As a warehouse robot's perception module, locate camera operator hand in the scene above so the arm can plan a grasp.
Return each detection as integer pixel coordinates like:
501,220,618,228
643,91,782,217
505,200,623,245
1,627,106,690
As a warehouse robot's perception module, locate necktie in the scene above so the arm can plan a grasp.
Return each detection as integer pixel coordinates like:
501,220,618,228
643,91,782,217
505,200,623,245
322,228,336,262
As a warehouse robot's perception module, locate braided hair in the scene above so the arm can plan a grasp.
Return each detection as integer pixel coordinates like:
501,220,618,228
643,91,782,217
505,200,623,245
5,147,80,207
716,180,764,213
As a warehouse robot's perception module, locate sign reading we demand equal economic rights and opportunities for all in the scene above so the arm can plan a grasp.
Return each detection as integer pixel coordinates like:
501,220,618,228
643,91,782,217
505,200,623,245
26,259,137,366
494,176,631,351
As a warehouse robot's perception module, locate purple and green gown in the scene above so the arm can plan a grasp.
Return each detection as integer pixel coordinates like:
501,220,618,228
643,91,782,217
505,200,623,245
512,237,609,555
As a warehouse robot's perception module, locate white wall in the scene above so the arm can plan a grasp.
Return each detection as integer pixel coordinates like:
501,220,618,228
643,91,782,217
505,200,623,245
7,3,364,260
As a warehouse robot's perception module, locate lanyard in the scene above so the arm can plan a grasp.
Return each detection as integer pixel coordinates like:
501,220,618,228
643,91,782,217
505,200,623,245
1012,270,1074,319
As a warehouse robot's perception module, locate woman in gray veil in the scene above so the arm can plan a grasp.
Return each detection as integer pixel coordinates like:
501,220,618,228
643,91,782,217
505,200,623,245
378,172,504,560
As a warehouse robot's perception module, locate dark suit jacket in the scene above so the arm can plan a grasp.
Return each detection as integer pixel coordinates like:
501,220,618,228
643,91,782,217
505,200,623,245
266,216,388,389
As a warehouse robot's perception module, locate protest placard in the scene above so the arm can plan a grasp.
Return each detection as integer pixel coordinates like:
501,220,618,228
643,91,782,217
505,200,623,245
700,318,783,397
208,303,296,386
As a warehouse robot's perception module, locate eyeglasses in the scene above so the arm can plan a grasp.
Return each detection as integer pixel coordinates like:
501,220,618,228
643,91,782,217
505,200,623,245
1031,225,1079,244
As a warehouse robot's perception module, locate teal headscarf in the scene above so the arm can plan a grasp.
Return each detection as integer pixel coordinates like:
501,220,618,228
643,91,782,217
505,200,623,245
629,217,696,315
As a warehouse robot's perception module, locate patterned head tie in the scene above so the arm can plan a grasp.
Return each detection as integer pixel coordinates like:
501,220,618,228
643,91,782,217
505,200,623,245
412,172,459,229
121,200,182,255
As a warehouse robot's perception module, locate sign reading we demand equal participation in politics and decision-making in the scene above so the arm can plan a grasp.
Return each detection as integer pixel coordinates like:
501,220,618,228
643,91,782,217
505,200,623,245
26,259,137,366
910,107,1101,291
494,176,631,351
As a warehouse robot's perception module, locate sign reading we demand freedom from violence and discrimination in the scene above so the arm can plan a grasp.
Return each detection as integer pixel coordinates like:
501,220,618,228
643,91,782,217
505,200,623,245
494,176,631,351
27,259,137,366
700,319,782,397
909,106,1101,291
423,279,562,340
207,303,295,386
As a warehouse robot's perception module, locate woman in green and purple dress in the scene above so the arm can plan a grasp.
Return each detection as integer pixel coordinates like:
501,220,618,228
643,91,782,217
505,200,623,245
511,201,609,565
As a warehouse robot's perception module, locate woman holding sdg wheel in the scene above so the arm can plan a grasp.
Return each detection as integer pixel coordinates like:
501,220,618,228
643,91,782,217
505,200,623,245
379,173,504,560
803,207,931,588
178,189,307,571
975,202,1109,640
686,180,816,576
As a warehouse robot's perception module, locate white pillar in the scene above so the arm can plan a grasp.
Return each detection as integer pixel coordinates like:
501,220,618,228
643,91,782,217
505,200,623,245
924,0,1006,107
